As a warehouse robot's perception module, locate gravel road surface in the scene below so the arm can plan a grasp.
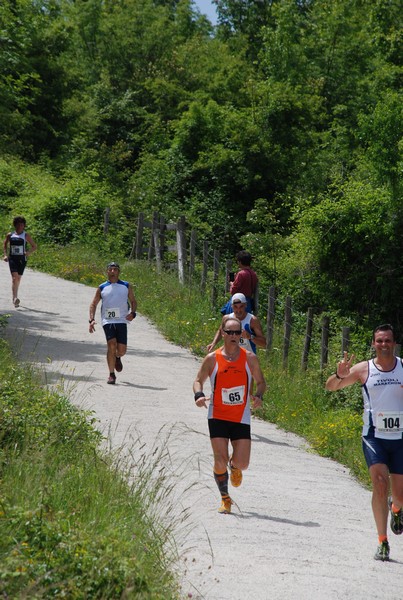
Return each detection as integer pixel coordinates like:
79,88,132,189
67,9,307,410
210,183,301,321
2,262,403,599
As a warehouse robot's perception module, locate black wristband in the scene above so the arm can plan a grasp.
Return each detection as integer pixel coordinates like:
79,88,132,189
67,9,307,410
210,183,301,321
132,311,136,318
194,391,206,402
335,372,345,380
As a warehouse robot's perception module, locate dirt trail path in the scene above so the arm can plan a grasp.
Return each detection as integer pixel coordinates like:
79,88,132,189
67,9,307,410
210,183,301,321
2,262,403,599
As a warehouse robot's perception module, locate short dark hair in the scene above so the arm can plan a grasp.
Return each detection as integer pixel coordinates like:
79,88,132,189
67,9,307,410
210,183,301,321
372,323,396,341
13,216,26,227
236,250,252,266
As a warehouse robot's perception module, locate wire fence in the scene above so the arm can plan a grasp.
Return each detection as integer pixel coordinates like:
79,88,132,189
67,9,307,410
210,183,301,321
122,211,377,371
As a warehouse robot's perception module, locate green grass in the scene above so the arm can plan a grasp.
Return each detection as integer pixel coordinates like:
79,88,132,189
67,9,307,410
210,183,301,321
30,243,370,488
0,338,182,598
0,241,372,596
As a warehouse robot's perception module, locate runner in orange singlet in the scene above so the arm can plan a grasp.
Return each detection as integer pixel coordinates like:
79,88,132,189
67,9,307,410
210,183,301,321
193,316,267,513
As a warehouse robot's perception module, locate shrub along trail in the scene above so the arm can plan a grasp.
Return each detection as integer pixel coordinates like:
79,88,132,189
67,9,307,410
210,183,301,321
2,262,403,600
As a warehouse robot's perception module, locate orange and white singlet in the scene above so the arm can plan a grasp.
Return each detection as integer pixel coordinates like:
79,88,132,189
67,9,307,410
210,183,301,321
208,347,252,424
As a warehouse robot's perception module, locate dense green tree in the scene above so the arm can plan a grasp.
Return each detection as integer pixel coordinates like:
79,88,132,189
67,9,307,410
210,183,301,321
0,0,71,158
276,180,403,327
0,0,401,328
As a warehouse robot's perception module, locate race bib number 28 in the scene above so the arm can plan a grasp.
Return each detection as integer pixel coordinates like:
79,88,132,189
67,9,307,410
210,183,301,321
221,385,245,406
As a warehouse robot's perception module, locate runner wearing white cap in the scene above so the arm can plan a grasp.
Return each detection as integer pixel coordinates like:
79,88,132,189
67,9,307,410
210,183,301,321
207,293,266,354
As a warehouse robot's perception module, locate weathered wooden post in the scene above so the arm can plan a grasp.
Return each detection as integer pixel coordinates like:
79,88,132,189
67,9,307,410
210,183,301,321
159,214,166,263
148,211,159,261
189,229,197,281
176,216,187,284
321,315,330,370
254,282,259,314
266,286,275,353
201,241,208,293
301,307,314,370
153,228,162,274
283,296,292,369
225,259,232,294
132,212,144,260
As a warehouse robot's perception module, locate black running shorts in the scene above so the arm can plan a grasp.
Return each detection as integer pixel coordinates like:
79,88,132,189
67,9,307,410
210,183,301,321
208,418,251,441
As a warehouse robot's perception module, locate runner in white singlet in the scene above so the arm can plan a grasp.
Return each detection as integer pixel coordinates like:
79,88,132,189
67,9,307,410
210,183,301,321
326,324,403,562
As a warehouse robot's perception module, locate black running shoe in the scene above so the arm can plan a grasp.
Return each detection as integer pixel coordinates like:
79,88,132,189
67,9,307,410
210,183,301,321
374,540,390,561
115,357,123,372
389,497,403,535
107,374,116,384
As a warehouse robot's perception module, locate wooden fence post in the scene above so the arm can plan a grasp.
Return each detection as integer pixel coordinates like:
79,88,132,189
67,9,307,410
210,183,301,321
254,282,259,314
189,229,196,281
201,241,208,293
148,211,159,261
153,228,162,274
212,249,220,309
132,212,144,259
301,307,314,370
283,296,292,369
225,259,232,293
321,315,330,370
159,214,166,263
266,286,275,353
176,216,187,284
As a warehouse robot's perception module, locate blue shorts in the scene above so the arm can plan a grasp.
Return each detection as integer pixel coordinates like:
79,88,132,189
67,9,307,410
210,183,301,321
362,432,403,474
103,323,127,345
208,418,251,441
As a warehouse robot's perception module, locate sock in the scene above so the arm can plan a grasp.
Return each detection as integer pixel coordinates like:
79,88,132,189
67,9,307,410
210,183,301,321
392,503,401,514
214,470,229,497
378,535,388,544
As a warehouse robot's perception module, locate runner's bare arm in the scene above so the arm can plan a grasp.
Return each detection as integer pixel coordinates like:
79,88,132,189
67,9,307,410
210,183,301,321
248,316,267,348
25,233,37,256
126,284,137,321
193,353,215,407
325,352,367,390
88,288,101,332
3,233,10,260
206,326,222,353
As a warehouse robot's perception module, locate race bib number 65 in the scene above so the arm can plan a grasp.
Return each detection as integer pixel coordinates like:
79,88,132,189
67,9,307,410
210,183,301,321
221,385,245,406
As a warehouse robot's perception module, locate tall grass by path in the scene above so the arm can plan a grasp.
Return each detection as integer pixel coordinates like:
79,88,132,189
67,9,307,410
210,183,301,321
0,337,183,598
30,244,371,488
0,242,371,596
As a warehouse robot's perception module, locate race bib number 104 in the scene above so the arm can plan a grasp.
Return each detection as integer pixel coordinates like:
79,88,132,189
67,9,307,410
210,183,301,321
376,412,403,433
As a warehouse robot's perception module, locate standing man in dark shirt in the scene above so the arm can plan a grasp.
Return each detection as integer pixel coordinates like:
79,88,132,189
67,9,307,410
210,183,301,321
230,251,258,314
